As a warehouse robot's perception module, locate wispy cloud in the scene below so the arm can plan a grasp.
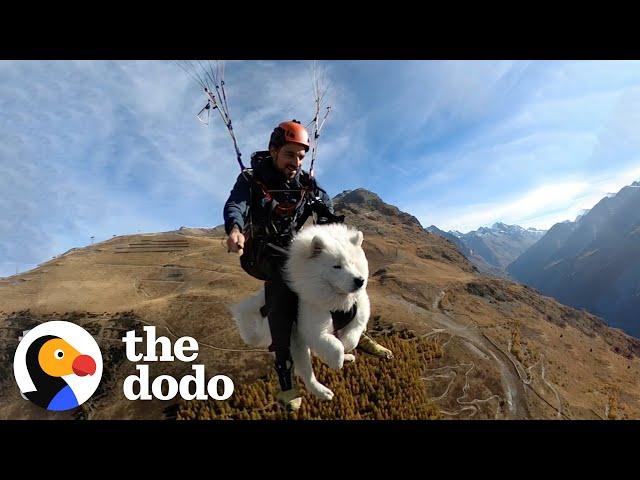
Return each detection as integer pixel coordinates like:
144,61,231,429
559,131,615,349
418,164,640,232
0,60,336,276
3,60,640,276
418,181,589,232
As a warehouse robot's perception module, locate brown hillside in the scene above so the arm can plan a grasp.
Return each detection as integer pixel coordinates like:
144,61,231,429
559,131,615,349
1,190,638,419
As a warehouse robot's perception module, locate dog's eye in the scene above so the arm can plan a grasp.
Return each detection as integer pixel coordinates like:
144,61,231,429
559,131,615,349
333,265,342,269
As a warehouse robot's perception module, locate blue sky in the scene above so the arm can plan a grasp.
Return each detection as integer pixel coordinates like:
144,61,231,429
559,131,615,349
2,60,640,277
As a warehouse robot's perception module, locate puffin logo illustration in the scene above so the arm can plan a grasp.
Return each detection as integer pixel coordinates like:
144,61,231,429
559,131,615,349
13,321,103,411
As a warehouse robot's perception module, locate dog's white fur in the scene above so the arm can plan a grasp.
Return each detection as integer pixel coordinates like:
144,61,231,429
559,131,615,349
230,223,370,400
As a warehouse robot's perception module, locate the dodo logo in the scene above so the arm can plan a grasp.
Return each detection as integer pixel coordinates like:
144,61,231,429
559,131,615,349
13,321,103,411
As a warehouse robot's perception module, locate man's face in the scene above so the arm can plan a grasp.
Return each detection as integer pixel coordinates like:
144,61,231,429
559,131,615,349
271,143,306,180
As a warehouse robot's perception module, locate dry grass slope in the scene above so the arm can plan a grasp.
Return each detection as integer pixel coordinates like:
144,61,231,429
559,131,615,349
176,332,442,420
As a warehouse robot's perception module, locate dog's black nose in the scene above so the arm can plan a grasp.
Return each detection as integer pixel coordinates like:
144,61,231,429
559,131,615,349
353,277,365,289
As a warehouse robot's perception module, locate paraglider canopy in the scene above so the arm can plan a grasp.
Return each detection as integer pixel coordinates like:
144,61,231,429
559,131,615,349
174,60,332,178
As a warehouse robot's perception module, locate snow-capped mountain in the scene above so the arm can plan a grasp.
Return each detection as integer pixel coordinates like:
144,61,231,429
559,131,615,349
427,222,546,277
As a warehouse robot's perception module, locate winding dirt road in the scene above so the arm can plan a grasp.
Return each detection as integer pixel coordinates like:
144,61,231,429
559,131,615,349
403,290,531,418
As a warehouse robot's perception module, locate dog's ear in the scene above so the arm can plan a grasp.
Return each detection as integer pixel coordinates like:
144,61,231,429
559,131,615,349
310,235,326,258
350,230,363,248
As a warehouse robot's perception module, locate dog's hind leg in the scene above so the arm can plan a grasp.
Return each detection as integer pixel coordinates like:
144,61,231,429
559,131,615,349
291,332,334,401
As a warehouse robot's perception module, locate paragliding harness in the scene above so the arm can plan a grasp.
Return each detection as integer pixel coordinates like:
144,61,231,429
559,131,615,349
239,160,345,281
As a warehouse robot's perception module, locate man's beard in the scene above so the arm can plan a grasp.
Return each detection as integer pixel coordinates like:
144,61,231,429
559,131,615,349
285,166,298,178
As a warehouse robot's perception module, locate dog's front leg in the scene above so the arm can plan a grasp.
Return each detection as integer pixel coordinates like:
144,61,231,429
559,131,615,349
290,331,334,401
298,304,345,370
336,323,365,353
336,294,370,354
311,332,345,370
335,326,361,363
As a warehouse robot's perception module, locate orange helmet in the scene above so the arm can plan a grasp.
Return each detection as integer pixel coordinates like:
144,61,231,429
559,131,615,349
269,119,310,151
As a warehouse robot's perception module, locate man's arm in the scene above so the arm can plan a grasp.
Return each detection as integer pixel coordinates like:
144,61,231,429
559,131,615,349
223,173,251,235
313,179,344,224
316,183,335,215
223,173,251,254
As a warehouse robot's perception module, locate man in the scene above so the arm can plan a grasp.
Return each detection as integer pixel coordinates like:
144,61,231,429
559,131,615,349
224,120,392,411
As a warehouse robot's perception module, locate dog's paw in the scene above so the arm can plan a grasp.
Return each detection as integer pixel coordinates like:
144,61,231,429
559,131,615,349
310,383,334,401
344,353,356,363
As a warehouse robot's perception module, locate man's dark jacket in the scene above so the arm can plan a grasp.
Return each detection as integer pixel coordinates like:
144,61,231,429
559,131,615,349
223,151,335,237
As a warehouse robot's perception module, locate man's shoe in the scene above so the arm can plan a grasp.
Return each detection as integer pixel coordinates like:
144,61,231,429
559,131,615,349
276,388,303,411
274,353,302,411
357,333,394,359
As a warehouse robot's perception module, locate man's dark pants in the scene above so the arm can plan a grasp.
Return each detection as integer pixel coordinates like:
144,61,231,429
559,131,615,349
260,253,298,391
264,257,298,353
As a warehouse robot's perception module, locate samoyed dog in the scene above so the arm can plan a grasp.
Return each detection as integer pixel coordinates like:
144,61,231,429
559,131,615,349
230,223,370,401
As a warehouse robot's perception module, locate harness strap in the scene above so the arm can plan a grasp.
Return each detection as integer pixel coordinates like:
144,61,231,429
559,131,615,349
255,179,311,215
265,242,289,255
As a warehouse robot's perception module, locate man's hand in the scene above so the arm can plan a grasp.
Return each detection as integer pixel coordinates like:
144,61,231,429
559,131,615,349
227,225,245,256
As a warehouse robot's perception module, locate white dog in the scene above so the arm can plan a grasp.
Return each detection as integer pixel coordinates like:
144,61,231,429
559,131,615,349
230,223,370,401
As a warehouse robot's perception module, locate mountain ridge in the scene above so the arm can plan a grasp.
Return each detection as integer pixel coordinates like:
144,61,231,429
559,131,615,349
508,182,640,337
0,187,638,419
